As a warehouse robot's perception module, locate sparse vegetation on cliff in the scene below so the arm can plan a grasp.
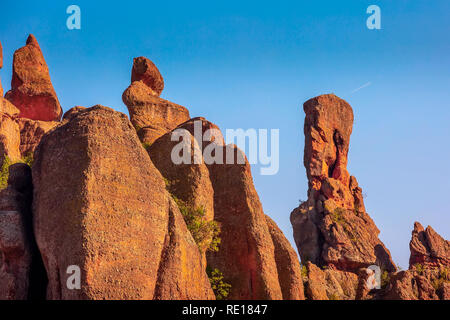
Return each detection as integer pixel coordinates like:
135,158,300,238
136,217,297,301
0,153,34,189
0,155,13,189
206,267,232,300
172,196,221,253
414,263,424,275
22,152,34,167
431,268,450,291
381,270,390,289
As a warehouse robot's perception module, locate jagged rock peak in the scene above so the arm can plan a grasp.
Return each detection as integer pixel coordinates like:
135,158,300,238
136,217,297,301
409,222,450,268
26,34,40,48
5,34,62,121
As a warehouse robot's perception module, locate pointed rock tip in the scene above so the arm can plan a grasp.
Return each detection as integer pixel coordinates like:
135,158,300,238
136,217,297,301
413,221,424,232
26,34,40,47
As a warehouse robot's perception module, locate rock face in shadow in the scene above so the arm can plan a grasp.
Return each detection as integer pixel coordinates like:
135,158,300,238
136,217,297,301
0,163,46,300
290,94,395,273
5,35,62,122
32,106,213,299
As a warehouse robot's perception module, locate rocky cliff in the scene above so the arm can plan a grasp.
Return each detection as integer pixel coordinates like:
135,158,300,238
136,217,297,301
0,35,304,300
0,34,448,301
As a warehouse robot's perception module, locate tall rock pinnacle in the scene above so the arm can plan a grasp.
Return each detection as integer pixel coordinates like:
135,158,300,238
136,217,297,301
5,34,62,121
291,94,396,273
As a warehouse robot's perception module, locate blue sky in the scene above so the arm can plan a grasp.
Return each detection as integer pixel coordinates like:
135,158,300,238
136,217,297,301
1,0,449,268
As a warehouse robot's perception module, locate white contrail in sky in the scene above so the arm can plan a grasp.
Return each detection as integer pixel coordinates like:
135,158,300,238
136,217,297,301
351,82,372,94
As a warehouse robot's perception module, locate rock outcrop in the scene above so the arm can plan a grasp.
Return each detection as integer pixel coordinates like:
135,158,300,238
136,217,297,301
383,222,449,300
143,114,304,300
122,58,190,145
0,98,20,117
383,270,439,300
32,105,214,299
148,126,215,267
206,142,282,300
303,261,359,300
15,118,58,158
409,222,449,268
5,35,62,121
291,94,395,273
122,60,305,300
131,57,164,96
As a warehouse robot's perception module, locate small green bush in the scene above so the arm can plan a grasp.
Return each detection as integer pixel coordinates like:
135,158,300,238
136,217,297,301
173,196,221,253
327,293,340,300
414,263,424,275
440,267,449,281
301,265,308,279
22,152,34,167
331,208,346,225
432,268,450,291
0,153,35,190
0,155,13,189
141,142,151,150
381,270,390,289
207,267,231,300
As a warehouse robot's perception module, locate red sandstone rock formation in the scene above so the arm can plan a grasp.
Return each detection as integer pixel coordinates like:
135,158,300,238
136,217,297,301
383,270,439,300
265,215,305,300
32,106,214,299
206,140,286,299
409,222,450,268
5,35,62,122
122,58,190,145
145,116,304,300
383,222,449,300
148,127,215,267
0,98,20,117
303,261,359,300
291,94,395,273
131,57,164,96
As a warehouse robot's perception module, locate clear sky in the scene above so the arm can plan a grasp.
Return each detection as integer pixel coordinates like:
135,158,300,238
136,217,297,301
1,0,449,268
